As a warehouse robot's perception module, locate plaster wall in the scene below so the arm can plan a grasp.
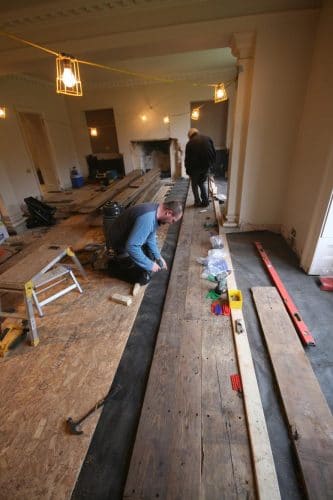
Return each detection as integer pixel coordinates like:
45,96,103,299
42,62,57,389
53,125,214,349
239,12,317,227
0,76,79,216
282,4,333,265
66,69,236,177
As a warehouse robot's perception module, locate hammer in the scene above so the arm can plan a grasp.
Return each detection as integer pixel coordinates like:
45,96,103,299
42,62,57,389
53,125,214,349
66,384,121,435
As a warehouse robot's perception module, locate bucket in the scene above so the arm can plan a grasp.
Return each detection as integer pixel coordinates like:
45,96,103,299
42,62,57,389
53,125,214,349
70,166,84,188
71,175,84,188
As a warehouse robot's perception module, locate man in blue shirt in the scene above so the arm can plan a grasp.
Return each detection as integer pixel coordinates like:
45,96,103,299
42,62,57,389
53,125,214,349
106,200,183,285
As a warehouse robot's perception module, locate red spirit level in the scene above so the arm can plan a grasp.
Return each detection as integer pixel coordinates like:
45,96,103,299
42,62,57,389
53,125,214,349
254,241,316,347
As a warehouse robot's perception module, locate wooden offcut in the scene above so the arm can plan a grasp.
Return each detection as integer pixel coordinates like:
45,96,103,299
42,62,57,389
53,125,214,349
252,286,333,500
111,293,132,306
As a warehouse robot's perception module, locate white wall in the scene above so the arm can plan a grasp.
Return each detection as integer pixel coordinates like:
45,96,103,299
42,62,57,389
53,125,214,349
239,11,317,228
0,75,79,230
282,3,333,272
66,69,236,177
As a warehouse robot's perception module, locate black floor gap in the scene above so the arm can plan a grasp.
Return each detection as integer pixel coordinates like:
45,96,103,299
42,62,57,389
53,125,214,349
71,179,189,500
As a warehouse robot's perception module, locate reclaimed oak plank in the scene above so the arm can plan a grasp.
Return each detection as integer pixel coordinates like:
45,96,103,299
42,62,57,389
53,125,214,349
252,286,333,500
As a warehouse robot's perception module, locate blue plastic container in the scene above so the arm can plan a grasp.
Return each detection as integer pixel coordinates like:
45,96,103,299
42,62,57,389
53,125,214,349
71,175,84,188
70,166,84,188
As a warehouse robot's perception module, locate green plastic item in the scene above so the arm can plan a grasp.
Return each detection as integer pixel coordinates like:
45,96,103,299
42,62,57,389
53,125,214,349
206,290,220,300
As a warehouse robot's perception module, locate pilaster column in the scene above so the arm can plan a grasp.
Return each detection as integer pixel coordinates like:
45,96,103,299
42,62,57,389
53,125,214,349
224,32,255,227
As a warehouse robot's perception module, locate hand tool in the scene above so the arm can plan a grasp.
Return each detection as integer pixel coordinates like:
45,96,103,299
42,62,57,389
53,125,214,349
254,241,315,346
66,384,121,435
214,270,231,295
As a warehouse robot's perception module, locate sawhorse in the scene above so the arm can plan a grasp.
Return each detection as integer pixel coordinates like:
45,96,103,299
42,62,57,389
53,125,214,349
0,245,87,346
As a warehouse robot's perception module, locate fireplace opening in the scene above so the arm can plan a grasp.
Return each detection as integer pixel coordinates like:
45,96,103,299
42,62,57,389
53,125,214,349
131,139,180,178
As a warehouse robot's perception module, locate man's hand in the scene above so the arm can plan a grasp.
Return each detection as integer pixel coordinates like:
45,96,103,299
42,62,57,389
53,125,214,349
159,257,168,270
151,262,161,273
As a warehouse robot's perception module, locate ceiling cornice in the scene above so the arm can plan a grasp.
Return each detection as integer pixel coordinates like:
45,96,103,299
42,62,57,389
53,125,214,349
0,0,203,30
85,67,237,89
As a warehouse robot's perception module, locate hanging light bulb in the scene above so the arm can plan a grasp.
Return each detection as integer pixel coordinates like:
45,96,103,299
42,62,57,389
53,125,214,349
141,114,147,122
0,106,6,119
56,54,83,96
214,83,228,103
90,127,98,137
191,108,200,121
62,67,76,88
163,115,170,124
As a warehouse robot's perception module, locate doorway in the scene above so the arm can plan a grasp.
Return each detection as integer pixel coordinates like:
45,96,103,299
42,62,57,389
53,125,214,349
190,99,229,198
18,112,59,192
307,190,333,275
85,108,119,154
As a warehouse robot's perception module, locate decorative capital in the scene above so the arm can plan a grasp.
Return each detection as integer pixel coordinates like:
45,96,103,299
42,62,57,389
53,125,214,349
230,32,256,60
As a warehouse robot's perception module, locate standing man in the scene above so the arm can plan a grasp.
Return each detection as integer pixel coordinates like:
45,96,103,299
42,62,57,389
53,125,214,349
106,201,183,285
185,128,216,207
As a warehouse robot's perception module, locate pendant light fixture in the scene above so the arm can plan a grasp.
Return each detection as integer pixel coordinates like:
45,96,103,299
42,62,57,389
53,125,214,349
0,106,6,119
214,83,228,103
56,54,82,96
90,127,98,137
191,108,200,121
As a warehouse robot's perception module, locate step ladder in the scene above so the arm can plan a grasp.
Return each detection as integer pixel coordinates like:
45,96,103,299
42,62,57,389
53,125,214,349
31,264,83,317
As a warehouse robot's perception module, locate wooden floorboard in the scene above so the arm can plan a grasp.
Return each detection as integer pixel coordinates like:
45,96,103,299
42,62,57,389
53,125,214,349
252,286,333,500
124,196,255,499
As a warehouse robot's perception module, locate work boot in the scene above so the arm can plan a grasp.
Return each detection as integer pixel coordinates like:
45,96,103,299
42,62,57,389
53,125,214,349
139,271,152,285
91,249,109,271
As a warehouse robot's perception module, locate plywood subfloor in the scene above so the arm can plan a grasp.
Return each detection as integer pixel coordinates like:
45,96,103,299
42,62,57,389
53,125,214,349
0,206,169,499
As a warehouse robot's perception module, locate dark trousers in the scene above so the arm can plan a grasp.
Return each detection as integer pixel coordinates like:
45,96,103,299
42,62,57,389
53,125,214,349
107,244,153,285
190,172,208,205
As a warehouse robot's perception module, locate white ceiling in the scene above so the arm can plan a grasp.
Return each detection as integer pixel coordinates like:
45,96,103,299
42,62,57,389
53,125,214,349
0,0,322,86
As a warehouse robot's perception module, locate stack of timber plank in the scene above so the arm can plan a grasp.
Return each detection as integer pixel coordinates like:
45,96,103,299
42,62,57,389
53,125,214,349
112,167,161,208
78,169,143,213
124,192,280,498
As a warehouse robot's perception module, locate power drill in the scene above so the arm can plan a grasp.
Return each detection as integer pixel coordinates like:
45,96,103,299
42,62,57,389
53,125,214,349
214,270,231,295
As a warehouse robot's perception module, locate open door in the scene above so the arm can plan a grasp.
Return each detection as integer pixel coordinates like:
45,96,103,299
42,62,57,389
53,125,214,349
18,112,60,192
307,191,333,275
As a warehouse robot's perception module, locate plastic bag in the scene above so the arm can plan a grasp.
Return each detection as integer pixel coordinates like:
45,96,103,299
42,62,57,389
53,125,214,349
198,250,229,278
210,235,224,249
